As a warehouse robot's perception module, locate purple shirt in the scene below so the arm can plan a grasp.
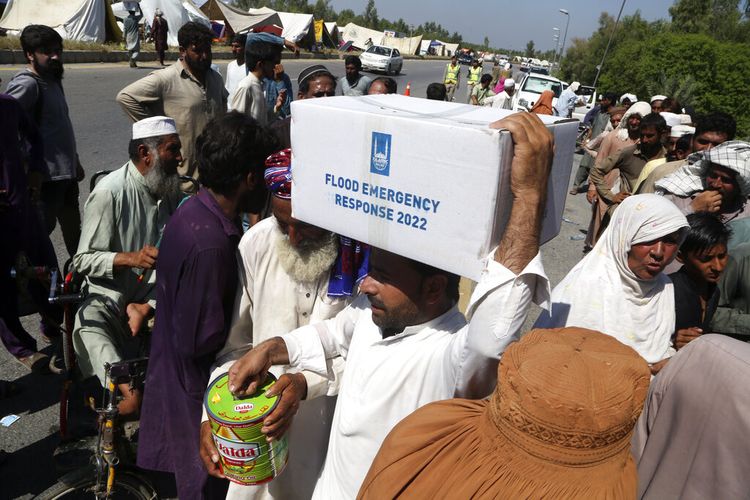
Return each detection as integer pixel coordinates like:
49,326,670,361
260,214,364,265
137,189,240,499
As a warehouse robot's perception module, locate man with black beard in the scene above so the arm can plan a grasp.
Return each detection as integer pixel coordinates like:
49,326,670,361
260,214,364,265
137,112,278,499
199,149,367,500
72,117,182,416
117,22,228,184
6,24,84,259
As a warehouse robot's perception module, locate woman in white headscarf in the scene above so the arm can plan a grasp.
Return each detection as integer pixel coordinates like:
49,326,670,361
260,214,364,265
536,194,689,372
584,101,653,249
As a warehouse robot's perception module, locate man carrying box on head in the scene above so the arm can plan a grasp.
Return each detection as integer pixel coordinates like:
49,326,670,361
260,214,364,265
200,112,554,499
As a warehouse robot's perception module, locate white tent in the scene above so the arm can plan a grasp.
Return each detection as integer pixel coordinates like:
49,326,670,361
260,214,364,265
201,0,279,35
324,21,338,43
0,0,122,42
137,0,210,47
340,22,382,50
382,32,422,55
248,7,312,44
436,40,459,56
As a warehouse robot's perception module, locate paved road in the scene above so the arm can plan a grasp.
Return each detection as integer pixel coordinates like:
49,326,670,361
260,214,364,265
0,58,590,498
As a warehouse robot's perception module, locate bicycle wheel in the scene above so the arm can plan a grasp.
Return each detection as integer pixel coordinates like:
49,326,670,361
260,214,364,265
37,466,158,500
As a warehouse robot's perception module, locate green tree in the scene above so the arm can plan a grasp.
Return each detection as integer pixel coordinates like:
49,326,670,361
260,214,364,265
525,40,535,57
483,36,490,49
558,11,658,85
362,0,379,29
311,0,334,19
337,8,357,26
599,31,750,136
669,0,712,32
669,0,742,40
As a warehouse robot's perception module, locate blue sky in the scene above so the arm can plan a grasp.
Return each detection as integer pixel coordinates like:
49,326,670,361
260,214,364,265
328,0,677,51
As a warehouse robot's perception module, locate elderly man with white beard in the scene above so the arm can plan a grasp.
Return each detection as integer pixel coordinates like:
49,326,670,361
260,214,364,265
199,149,367,500
73,116,183,416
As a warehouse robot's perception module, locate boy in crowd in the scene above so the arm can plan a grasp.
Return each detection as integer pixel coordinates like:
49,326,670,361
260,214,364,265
670,212,731,349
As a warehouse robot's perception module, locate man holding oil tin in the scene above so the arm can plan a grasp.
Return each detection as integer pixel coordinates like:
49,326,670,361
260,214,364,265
220,112,553,499
199,149,366,499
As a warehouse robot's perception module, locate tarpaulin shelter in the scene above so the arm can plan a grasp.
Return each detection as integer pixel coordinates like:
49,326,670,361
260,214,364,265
381,32,422,55
0,0,122,42
420,39,443,56
440,41,459,56
248,7,310,44
136,0,210,47
324,21,339,45
248,7,334,49
340,22,382,50
201,0,279,37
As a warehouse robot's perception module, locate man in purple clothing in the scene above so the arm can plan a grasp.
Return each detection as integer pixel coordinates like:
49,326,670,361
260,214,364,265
137,112,278,499
0,93,61,373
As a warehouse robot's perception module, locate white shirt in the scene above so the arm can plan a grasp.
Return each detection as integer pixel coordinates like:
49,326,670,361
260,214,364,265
282,253,549,499
229,72,268,124
485,90,514,110
225,60,248,101
204,217,351,500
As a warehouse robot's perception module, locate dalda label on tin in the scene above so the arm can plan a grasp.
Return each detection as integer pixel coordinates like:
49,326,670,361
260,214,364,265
215,435,260,464
234,403,255,413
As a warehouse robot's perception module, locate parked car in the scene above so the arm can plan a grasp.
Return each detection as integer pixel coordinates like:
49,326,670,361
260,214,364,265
572,85,597,121
529,64,550,75
360,45,403,75
457,53,473,65
513,73,564,112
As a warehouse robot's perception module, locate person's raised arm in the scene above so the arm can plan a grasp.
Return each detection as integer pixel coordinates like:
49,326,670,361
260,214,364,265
451,113,553,398
490,112,553,274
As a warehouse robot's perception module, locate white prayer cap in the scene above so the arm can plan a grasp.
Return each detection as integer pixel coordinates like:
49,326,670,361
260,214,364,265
670,124,695,138
650,94,667,103
661,112,682,128
620,93,637,103
504,78,515,87
569,81,581,92
132,116,178,140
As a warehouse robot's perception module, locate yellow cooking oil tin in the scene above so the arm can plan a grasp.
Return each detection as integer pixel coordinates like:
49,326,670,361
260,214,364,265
205,373,288,485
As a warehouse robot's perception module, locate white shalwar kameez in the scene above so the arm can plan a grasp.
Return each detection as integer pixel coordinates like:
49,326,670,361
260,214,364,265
281,252,549,499
204,217,351,500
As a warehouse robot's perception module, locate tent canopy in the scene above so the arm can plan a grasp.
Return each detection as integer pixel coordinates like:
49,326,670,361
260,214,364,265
324,21,338,43
136,0,210,47
249,7,312,44
0,0,122,42
340,22,382,50
201,0,279,36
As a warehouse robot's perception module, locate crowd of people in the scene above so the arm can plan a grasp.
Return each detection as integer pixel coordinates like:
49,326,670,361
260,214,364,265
2,20,750,500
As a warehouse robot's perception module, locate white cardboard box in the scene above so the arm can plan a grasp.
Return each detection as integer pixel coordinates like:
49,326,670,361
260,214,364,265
290,94,577,281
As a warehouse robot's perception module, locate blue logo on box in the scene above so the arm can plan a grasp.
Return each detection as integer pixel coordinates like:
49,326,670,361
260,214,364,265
370,132,391,176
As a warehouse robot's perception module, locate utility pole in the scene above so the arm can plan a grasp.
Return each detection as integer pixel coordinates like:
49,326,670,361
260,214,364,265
558,9,570,69
593,0,627,88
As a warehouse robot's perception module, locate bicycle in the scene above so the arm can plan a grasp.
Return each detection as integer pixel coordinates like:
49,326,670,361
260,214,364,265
37,358,158,499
